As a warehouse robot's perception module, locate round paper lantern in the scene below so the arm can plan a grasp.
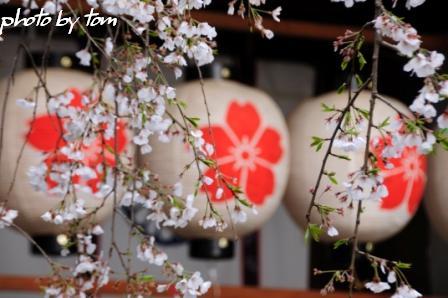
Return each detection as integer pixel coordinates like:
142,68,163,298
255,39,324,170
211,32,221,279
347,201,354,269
0,69,128,235
142,79,290,239
425,147,448,242
285,91,427,243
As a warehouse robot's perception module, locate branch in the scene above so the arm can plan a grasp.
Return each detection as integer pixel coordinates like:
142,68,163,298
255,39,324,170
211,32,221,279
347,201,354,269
305,76,372,224
348,1,382,296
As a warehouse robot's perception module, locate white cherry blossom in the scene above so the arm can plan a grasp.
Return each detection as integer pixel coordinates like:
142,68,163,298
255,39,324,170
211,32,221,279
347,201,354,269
392,285,422,298
331,0,366,8
406,0,426,10
404,51,445,78
0,206,18,228
75,49,92,67
365,281,391,293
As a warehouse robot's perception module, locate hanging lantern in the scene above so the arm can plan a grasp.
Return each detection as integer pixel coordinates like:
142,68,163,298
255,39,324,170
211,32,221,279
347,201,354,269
141,79,290,246
425,146,448,242
0,69,129,237
284,91,427,243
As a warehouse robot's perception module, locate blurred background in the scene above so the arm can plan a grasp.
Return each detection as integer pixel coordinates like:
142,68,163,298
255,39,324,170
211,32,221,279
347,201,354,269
1,1,448,297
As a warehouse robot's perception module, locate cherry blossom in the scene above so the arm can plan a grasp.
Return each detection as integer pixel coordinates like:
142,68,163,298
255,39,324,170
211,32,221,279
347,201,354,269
343,172,389,202
404,51,445,78
392,285,422,298
331,0,366,8
374,14,421,57
437,112,448,129
327,226,339,237
199,216,217,229
137,237,168,266
16,98,36,109
75,49,91,67
387,271,397,283
104,37,113,56
333,134,365,152
406,0,426,10
231,206,248,224
0,206,18,228
272,7,282,22
175,271,211,298
365,281,391,293
0,0,283,297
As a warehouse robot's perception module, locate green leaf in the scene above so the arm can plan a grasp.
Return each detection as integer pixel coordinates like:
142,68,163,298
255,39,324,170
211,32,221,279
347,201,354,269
332,153,351,161
200,158,216,167
321,103,336,112
317,204,336,216
395,261,412,269
333,238,349,250
341,59,350,71
237,197,252,208
434,128,448,151
356,107,370,120
404,119,418,133
355,74,363,87
329,176,338,185
105,144,115,154
305,223,323,243
323,171,338,185
311,136,325,152
178,100,188,109
186,116,200,128
355,36,365,50
139,274,155,282
378,117,390,129
171,196,184,209
227,183,244,195
358,52,367,70
337,82,347,94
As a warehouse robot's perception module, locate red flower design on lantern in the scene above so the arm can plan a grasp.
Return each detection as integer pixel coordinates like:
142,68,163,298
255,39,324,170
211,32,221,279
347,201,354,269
26,88,128,194
372,138,427,214
200,101,283,205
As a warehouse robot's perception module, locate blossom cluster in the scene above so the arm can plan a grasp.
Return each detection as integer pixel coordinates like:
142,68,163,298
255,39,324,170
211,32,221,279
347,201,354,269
331,0,425,9
0,0,286,295
227,0,281,39
0,204,18,229
373,10,448,158
365,261,421,298
0,0,280,296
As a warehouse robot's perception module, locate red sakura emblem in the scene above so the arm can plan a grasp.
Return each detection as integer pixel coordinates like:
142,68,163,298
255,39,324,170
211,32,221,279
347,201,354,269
26,88,128,194
372,137,427,214
200,101,284,205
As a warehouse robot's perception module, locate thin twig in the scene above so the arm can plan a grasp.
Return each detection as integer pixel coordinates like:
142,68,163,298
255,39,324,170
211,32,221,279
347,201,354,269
348,1,382,297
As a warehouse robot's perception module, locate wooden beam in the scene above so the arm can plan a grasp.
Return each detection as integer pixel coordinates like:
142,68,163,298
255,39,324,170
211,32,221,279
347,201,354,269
192,11,448,50
0,274,391,297
4,2,448,49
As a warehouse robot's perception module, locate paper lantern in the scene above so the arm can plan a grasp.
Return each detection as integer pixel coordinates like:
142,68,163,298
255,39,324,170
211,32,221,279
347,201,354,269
425,147,448,242
142,79,290,239
284,91,426,243
0,69,129,235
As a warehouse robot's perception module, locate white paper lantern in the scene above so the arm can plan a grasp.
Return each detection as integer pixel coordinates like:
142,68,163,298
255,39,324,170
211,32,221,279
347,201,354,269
0,69,130,235
425,147,448,242
142,79,290,239
284,91,427,242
